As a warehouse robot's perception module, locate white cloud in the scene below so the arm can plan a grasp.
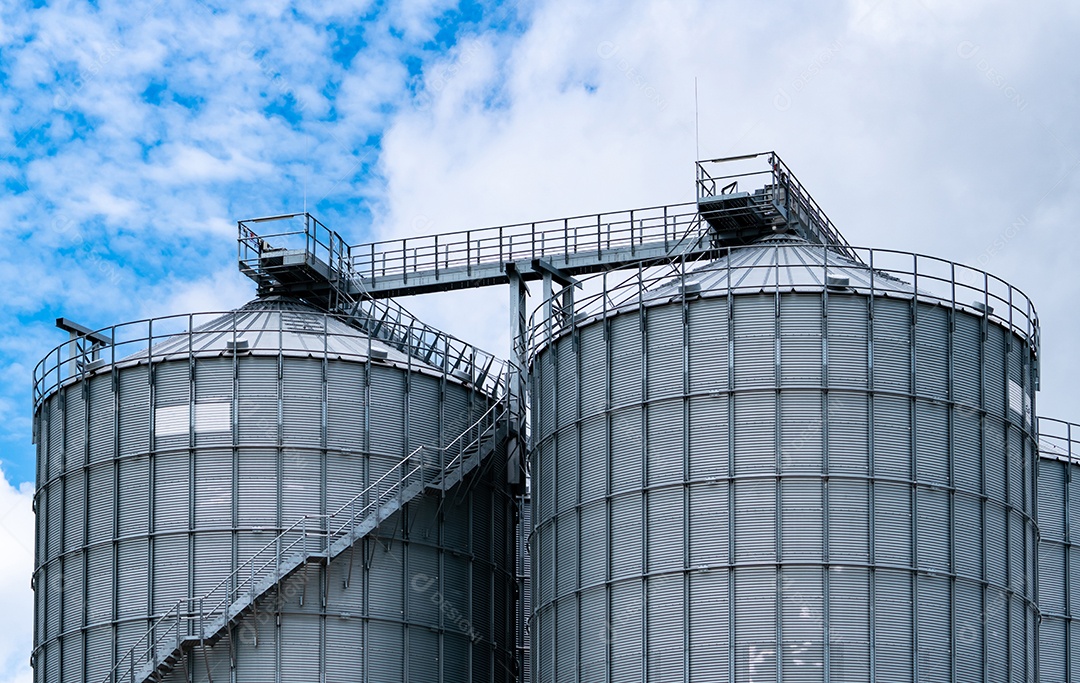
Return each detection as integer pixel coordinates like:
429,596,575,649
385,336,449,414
0,469,34,683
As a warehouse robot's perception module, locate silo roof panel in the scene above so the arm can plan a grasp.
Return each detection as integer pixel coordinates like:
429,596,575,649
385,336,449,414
127,297,434,369
645,234,917,300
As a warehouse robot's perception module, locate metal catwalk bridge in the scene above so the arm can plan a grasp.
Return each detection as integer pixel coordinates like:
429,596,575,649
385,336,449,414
237,152,859,305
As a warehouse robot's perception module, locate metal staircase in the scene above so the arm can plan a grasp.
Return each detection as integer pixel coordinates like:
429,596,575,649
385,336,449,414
694,152,860,262
101,400,509,683
237,213,510,397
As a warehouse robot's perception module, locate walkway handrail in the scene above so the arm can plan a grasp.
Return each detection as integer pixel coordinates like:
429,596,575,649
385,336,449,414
348,202,702,280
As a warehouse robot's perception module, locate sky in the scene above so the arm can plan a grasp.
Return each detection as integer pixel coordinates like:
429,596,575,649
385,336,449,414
2,0,1079,680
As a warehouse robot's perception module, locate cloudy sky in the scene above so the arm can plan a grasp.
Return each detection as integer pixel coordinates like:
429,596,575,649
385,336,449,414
1,0,1078,679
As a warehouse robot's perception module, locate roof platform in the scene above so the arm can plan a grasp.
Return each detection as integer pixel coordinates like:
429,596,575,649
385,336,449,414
695,152,858,259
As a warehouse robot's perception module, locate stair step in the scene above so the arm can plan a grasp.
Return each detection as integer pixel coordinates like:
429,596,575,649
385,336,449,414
124,416,509,683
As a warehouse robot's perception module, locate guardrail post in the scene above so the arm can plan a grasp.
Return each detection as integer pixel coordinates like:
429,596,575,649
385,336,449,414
321,514,327,558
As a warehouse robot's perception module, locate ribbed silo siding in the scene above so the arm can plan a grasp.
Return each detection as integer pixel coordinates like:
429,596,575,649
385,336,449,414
529,290,1038,683
33,337,516,683
1038,451,1079,682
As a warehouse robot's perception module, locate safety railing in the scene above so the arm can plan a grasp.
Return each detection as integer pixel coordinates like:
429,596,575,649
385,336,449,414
342,295,508,397
99,399,507,683
349,203,706,281
235,214,510,398
238,213,351,284
1038,417,1080,464
526,242,1040,364
696,151,860,262
33,302,509,410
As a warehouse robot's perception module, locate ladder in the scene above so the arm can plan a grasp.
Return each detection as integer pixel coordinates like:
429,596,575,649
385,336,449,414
101,400,510,683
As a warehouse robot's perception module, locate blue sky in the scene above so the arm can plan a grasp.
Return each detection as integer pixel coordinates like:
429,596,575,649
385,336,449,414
2,1,1080,680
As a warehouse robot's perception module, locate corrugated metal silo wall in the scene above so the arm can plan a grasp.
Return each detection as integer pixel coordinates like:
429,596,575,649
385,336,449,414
33,351,517,682
1037,418,1079,681
529,291,1038,682
517,493,532,683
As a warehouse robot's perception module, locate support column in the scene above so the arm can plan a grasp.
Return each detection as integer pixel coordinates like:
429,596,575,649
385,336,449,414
507,265,528,486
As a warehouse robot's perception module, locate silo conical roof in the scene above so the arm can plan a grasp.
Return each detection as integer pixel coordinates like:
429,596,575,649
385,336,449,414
128,296,435,369
644,233,913,300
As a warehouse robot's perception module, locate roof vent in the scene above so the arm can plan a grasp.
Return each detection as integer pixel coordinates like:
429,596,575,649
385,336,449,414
680,282,702,297
369,348,389,360
225,339,250,354
826,274,850,289
452,369,472,383
85,358,106,371
972,301,994,316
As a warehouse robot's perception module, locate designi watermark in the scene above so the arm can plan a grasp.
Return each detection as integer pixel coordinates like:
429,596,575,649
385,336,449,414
411,572,481,642
238,42,308,113
596,41,668,111
416,40,483,112
956,41,1028,112
775,39,844,112
53,41,123,110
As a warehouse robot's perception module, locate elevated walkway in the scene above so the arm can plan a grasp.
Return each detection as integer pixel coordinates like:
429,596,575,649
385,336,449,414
238,152,859,303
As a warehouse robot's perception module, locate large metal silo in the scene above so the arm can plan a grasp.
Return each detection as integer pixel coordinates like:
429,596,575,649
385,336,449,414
1037,416,1080,681
32,296,518,683
528,234,1040,682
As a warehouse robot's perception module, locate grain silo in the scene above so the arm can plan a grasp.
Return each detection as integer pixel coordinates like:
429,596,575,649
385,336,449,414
33,152,1068,682
1037,417,1080,681
527,231,1041,681
32,220,519,683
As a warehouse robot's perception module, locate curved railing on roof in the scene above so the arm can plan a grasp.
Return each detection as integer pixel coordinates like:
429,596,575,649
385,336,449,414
33,305,509,410
1038,417,1080,464
526,241,1040,366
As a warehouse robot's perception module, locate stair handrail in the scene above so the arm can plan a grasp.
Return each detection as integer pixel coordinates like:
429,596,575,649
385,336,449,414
435,401,508,481
329,399,507,538
662,212,711,258
99,397,508,683
101,600,184,683
198,436,437,621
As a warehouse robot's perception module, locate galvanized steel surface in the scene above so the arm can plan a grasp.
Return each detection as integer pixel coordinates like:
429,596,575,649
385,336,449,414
528,239,1040,682
517,493,532,683
32,298,517,683
1037,417,1080,681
